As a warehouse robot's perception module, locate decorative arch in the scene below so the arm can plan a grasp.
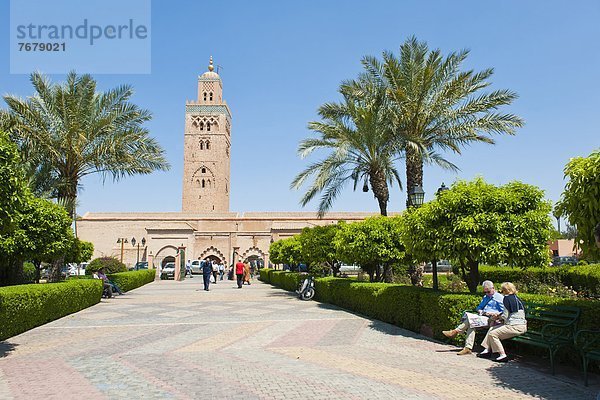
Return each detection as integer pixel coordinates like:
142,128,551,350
240,246,265,261
198,246,227,264
192,165,215,189
155,245,178,258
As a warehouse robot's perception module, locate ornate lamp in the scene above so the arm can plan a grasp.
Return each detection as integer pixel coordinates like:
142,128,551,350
408,184,425,208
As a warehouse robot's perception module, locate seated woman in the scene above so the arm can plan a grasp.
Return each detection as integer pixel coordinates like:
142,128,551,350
479,282,527,362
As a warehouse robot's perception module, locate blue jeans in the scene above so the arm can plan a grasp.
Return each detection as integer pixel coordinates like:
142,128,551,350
203,273,211,290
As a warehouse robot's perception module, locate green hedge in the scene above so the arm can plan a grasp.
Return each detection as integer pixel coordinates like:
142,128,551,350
0,279,102,340
107,270,155,292
263,271,600,343
479,264,600,297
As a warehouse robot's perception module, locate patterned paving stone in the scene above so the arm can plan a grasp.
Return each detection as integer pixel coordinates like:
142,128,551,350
0,277,598,399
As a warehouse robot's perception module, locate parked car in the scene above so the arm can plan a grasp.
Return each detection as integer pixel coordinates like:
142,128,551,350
190,260,202,274
132,261,148,271
424,260,452,273
552,256,578,267
161,262,176,279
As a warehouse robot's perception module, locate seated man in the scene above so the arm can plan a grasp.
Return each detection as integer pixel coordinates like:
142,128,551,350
95,268,113,298
97,268,124,295
442,280,505,355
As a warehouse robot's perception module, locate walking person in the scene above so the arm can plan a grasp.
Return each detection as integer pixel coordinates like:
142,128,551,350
235,260,245,288
218,263,225,280
201,259,212,291
211,261,218,283
478,282,527,362
243,262,251,285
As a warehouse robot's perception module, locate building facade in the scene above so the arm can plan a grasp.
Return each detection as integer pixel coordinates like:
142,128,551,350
78,58,372,268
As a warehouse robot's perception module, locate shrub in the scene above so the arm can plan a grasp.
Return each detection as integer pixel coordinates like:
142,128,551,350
479,264,600,298
268,271,302,291
87,257,127,274
107,270,155,292
259,268,271,283
267,274,600,344
0,279,102,340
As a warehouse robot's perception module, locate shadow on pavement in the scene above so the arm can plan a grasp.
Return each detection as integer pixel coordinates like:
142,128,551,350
0,342,17,358
487,362,599,399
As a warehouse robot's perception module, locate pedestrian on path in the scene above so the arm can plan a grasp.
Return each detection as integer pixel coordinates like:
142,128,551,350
478,282,527,362
218,263,225,280
211,261,218,283
442,280,504,355
243,262,251,285
235,261,245,288
202,259,212,291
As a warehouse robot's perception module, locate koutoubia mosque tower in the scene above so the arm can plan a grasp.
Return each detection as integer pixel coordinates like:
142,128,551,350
182,56,231,213
78,58,370,268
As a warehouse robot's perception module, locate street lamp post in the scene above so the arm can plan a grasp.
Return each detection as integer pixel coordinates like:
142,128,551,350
408,184,425,208
116,238,128,263
431,183,450,291
131,237,146,265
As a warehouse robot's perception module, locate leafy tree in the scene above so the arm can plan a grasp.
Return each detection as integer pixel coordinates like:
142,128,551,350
269,237,303,269
297,224,341,275
291,80,403,216
0,130,75,285
418,178,552,293
399,206,443,289
87,257,127,274
557,149,600,259
334,217,405,282
18,197,74,283
1,72,170,224
361,36,524,206
0,131,30,284
65,239,94,265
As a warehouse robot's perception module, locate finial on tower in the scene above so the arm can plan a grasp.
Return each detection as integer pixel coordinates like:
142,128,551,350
208,56,214,72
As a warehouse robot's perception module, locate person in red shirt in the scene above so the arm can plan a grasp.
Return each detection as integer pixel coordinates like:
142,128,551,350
235,261,245,288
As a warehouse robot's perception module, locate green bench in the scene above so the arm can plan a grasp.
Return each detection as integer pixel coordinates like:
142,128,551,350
510,302,580,375
575,330,600,386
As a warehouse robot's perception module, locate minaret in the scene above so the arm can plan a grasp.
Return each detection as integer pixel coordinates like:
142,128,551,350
182,57,231,212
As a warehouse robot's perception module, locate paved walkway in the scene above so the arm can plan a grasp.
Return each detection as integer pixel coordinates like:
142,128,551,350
0,278,598,399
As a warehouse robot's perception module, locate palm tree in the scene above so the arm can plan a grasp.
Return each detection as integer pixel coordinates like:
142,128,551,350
361,37,524,206
2,71,170,224
291,81,404,217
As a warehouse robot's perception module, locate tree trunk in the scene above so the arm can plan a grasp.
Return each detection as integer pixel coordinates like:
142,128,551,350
34,260,42,284
405,146,424,208
369,169,389,216
383,263,394,283
48,258,64,283
466,259,480,293
432,259,439,290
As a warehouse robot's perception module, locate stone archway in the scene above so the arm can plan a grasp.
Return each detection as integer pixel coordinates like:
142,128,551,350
198,246,227,265
241,246,265,270
155,245,178,268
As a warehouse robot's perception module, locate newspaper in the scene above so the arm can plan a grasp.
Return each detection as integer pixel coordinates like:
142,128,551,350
465,312,489,328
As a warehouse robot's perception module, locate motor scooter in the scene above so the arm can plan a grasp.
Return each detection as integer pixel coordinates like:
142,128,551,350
296,274,315,300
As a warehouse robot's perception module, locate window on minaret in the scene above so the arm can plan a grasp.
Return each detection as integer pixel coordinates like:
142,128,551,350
203,92,207,101
206,141,210,150
207,122,211,131
199,142,204,150
201,168,206,173
202,179,205,188
209,92,213,101
199,122,204,131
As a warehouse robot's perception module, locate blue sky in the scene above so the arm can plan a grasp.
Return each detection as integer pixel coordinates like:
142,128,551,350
1,0,599,218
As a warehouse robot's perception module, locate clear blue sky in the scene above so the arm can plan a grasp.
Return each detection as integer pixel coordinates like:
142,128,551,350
1,0,599,218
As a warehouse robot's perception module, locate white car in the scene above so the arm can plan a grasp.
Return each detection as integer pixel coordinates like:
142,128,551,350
161,262,176,279
190,260,202,274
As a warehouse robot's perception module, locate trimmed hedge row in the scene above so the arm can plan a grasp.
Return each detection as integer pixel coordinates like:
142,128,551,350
259,269,302,291
0,279,103,340
107,270,155,292
260,269,600,343
479,264,600,297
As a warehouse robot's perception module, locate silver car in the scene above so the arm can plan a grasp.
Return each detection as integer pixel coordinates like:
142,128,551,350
161,262,176,279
